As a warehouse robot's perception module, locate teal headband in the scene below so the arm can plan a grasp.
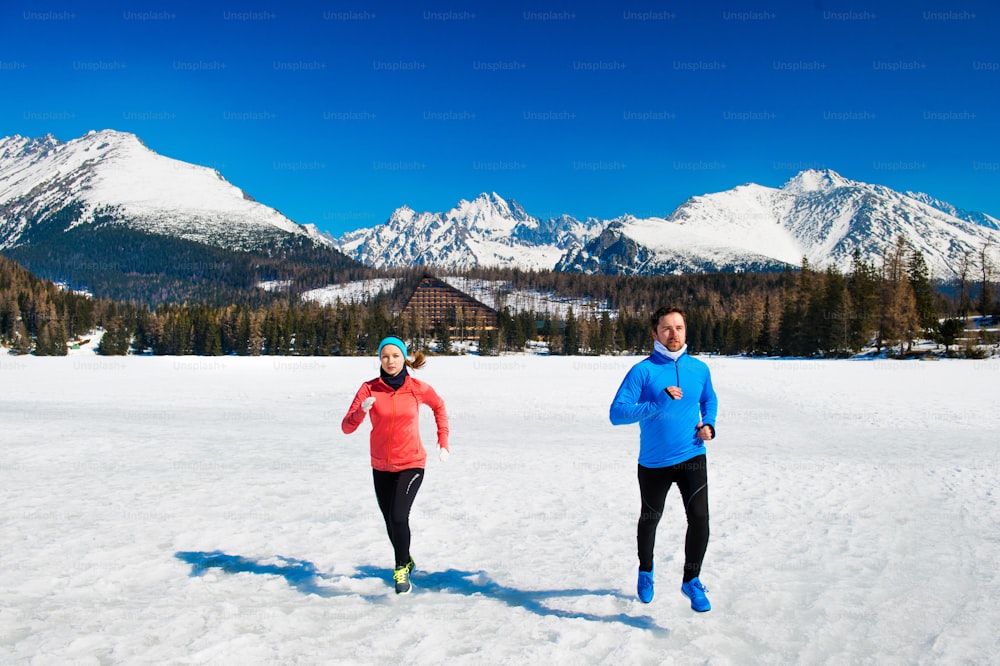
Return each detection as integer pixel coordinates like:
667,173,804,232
377,336,407,359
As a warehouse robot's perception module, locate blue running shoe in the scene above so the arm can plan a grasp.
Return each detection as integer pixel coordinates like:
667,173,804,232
637,567,654,603
681,577,711,612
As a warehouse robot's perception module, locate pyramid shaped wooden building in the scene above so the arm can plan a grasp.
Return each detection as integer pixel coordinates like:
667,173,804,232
399,275,498,340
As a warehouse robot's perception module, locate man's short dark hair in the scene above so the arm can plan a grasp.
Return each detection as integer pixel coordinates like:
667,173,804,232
651,306,686,330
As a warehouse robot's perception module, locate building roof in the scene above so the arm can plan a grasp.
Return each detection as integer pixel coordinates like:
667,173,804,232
400,275,498,328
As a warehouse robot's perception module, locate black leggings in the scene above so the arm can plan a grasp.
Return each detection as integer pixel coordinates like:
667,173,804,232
372,468,424,568
637,455,709,582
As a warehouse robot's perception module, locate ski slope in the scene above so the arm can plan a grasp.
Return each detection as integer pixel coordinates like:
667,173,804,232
1,355,998,663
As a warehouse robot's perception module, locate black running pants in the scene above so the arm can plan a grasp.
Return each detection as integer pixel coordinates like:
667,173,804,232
637,455,709,582
372,468,424,568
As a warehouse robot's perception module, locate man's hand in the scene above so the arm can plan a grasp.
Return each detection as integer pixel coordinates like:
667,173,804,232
664,386,683,400
696,423,715,441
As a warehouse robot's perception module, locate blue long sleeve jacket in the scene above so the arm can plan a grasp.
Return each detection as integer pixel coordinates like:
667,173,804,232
609,351,718,468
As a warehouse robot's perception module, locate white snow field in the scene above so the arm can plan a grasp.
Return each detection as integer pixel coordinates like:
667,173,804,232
1,355,998,664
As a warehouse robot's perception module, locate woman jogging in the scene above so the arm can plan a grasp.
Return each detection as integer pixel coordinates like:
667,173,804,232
341,336,450,594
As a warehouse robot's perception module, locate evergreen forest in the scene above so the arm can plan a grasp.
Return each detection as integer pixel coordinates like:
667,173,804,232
1,236,997,359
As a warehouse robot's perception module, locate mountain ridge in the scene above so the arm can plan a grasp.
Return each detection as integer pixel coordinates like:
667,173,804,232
0,129,362,304
336,191,605,271
3,130,998,284
0,129,332,251
341,169,999,280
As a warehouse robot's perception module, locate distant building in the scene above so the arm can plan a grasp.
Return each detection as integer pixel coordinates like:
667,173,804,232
399,275,498,340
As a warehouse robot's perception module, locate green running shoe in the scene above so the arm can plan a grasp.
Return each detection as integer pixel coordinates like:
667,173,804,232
393,564,412,595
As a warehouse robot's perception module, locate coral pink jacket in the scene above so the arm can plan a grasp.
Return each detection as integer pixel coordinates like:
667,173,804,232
342,375,449,472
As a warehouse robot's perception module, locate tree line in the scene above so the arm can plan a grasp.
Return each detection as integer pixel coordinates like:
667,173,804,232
0,255,97,355
457,237,996,358
6,218,373,306
2,238,997,358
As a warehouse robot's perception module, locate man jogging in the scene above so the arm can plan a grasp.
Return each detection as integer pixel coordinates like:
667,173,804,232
609,306,718,611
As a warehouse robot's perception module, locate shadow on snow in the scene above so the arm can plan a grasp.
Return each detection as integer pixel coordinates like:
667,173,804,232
175,550,664,632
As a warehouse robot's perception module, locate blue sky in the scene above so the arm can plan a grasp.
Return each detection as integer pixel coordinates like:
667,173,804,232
2,1,998,236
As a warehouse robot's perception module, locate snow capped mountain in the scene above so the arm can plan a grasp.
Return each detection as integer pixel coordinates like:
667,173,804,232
781,168,855,194
5,130,994,282
338,170,998,279
0,129,331,251
557,170,1000,279
336,193,603,270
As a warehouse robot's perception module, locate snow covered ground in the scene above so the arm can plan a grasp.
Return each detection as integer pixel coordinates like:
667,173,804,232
1,355,998,664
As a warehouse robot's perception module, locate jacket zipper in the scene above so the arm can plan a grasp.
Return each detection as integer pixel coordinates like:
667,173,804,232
376,377,398,468
387,388,397,468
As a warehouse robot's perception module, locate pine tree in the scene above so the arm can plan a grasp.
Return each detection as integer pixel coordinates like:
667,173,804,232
435,322,452,355
847,250,879,350
938,318,964,353
247,309,265,356
97,316,132,355
0,295,19,342
821,268,854,355
45,321,69,356
595,311,614,355
35,323,54,356
13,321,32,355
777,260,812,356
496,307,514,352
562,307,579,355
477,327,498,356
542,315,560,354
171,308,195,355
753,295,774,355
907,248,937,335
722,317,743,355
516,310,534,349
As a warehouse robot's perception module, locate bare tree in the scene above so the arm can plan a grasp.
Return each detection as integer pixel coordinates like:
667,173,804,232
879,237,920,355
979,239,996,317
957,249,973,320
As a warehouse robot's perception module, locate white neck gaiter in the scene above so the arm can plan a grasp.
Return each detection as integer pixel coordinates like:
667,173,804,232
654,340,687,361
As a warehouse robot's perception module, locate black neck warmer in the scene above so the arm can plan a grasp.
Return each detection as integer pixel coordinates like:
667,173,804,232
380,366,408,391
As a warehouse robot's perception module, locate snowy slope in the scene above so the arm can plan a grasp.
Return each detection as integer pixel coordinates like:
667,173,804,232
1,356,997,663
782,170,999,278
300,276,612,319
302,278,400,305
905,190,1000,231
0,130,330,251
440,276,612,319
560,183,804,274
336,193,603,270
558,170,1000,279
